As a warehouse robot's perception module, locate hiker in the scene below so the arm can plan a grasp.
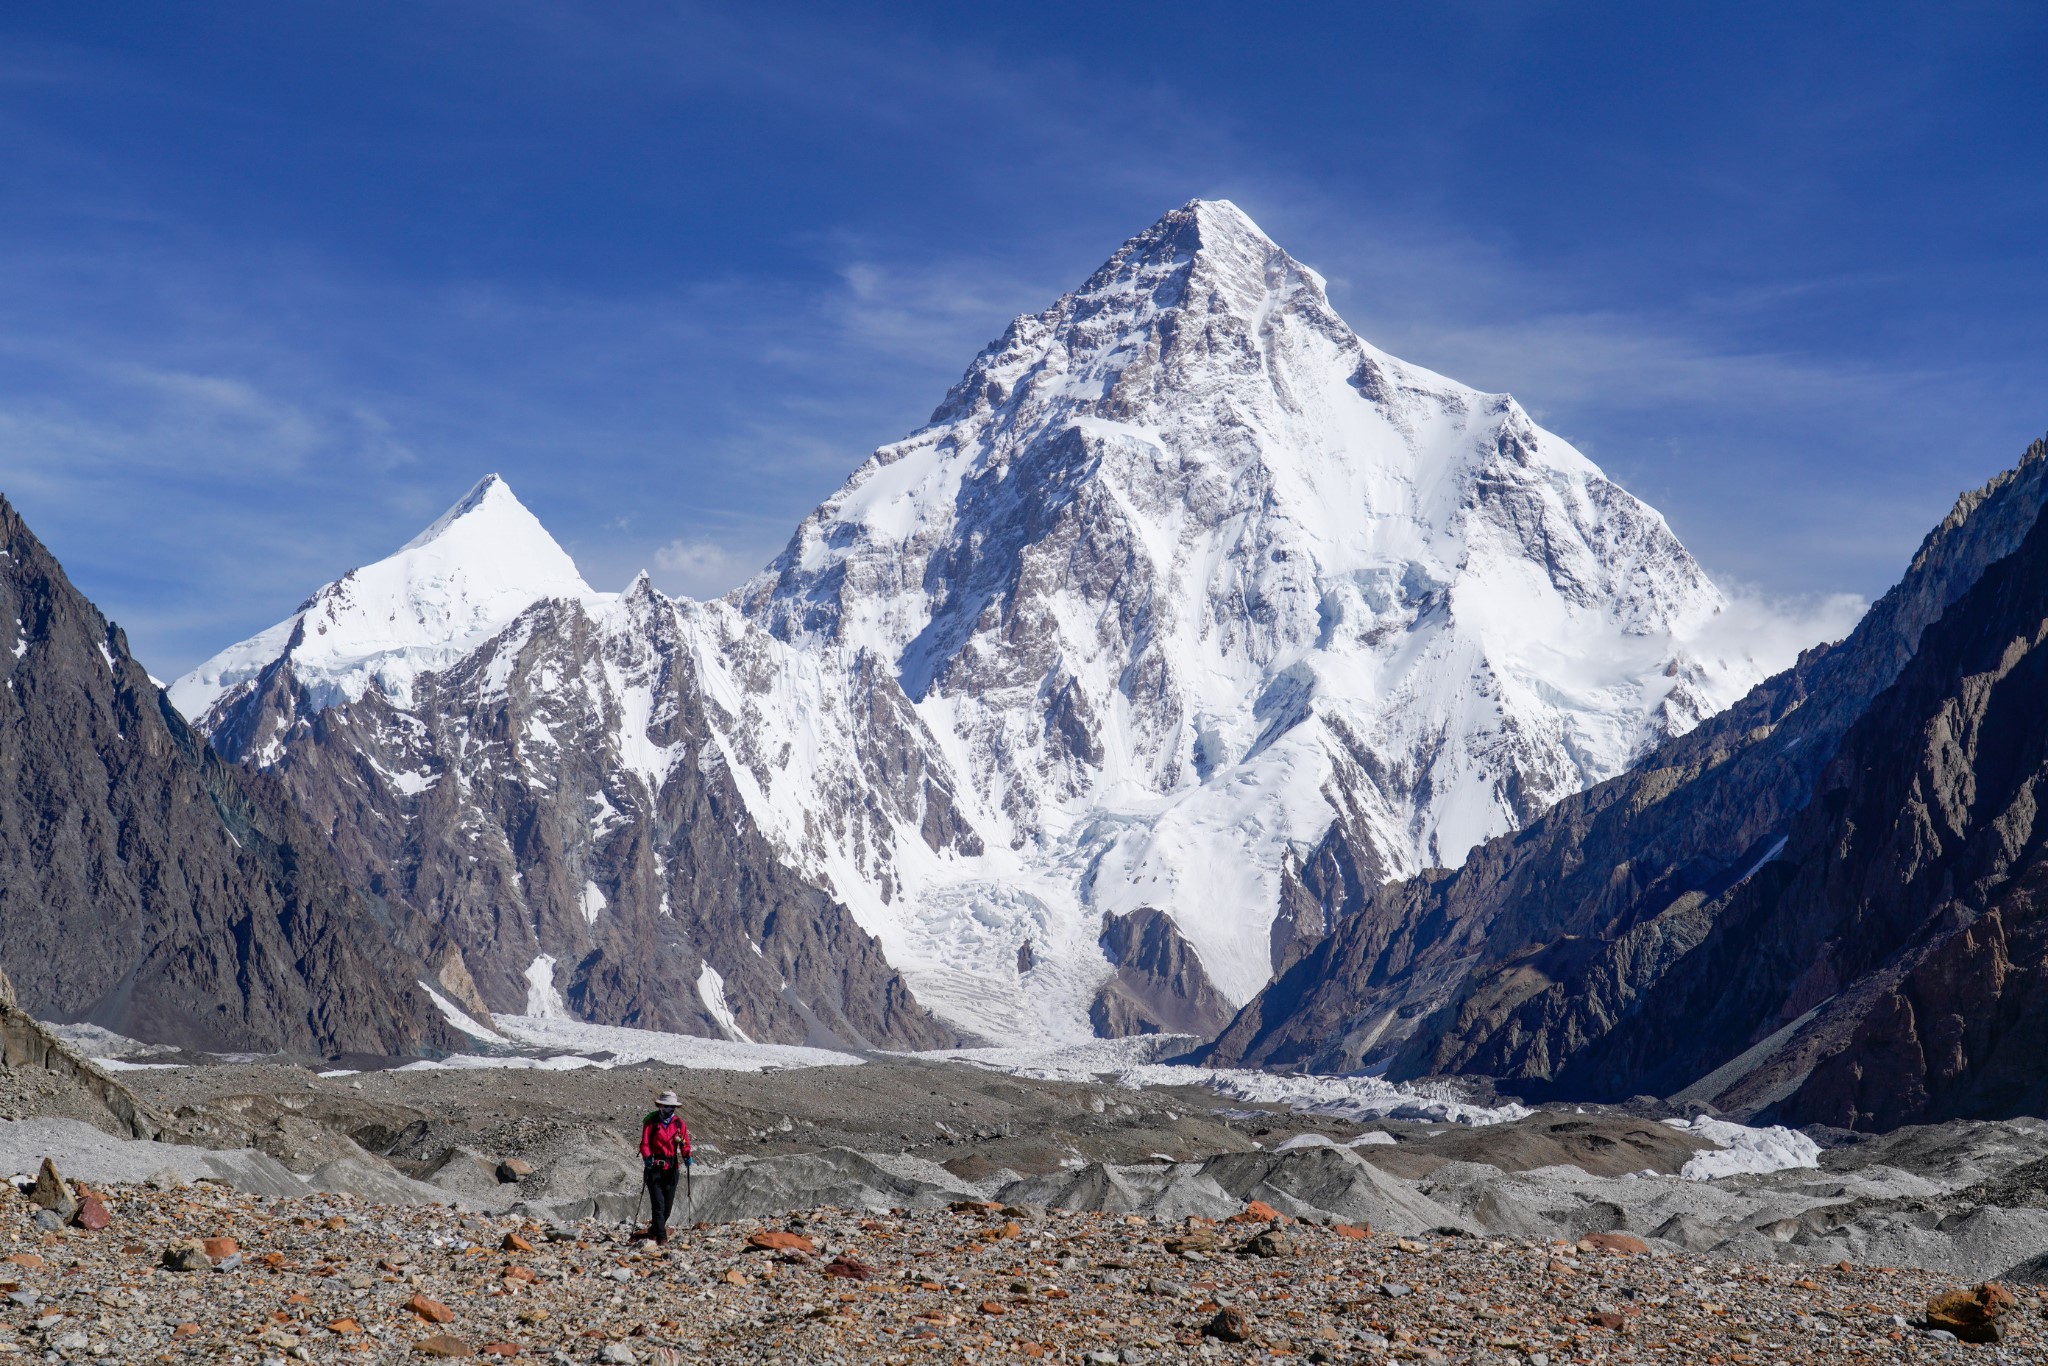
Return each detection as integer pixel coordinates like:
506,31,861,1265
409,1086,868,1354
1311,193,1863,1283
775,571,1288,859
638,1089,693,1242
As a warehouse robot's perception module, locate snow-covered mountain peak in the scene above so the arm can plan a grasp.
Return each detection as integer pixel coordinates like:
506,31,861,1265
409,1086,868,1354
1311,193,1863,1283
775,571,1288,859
1071,196,1309,314
732,199,1762,1034
400,472,520,550
178,200,1798,1050
170,475,599,729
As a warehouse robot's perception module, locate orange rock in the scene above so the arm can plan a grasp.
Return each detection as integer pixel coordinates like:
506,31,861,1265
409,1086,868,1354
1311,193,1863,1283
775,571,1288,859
1926,1283,2019,1344
997,1220,1022,1239
502,1266,536,1283
172,1324,201,1339
745,1230,816,1255
261,1252,287,1269
407,1294,456,1325
328,1319,362,1334
1332,1224,1370,1241
1226,1200,1282,1225
501,1233,534,1253
4,1254,44,1270
1581,1232,1648,1256
979,1301,1007,1315
723,1268,750,1286
72,1195,111,1231
202,1237,239,1260
324,1216,347,1230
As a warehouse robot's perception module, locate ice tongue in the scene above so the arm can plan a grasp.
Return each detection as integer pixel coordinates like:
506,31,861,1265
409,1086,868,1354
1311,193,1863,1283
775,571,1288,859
169,473,594,721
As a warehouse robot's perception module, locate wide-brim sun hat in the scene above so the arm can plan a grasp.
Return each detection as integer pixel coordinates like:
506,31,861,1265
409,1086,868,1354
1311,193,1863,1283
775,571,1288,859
656,1091,681,1107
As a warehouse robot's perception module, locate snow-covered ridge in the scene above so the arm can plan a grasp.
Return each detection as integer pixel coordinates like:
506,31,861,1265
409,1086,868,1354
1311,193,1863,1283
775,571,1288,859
169,474,604,725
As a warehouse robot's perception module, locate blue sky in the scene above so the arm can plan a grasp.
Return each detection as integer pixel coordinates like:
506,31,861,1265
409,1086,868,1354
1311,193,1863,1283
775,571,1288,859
2,2,2043,676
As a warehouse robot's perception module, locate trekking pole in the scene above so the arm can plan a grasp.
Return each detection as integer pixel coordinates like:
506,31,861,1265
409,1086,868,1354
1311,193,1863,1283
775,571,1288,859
685,1159,694,1227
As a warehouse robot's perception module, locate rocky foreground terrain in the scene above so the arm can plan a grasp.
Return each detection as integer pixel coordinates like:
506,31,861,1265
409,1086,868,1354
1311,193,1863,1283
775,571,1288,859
5,1169,2045,1364
7,1014,2048,1360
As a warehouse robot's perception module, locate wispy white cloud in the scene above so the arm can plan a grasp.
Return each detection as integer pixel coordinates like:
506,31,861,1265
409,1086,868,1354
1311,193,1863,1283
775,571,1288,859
650,535,758,600
1687,578,1871,680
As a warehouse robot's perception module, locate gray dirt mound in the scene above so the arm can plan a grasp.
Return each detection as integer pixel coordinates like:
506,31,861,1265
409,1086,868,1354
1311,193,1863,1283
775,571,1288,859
1358,1112,1712,1179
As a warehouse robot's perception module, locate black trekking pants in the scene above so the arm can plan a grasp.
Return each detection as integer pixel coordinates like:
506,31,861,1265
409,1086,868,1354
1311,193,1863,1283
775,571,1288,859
645,1161,679,1239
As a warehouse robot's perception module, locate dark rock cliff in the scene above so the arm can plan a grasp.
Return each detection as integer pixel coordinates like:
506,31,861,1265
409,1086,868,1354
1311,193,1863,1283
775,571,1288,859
0,495,461,1058
1091,907,1234,1038
1573,469,2048,1126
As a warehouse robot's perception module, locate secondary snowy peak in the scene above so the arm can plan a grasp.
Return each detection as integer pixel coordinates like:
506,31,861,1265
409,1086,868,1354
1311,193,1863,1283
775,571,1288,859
734,197,1767,1034
170,474,599,728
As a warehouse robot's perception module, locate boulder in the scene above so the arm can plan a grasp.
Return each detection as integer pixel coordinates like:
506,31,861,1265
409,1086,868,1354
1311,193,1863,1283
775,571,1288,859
1203,1307,1251,1343
71,1193,111,1231
29,1158,75,1219
1925,1283,2017,1344
161,1239,212,1273
1236,1228,1295,1258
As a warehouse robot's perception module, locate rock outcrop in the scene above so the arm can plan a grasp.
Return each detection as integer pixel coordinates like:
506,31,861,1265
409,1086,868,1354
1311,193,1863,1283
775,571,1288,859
1090,907,1234,1038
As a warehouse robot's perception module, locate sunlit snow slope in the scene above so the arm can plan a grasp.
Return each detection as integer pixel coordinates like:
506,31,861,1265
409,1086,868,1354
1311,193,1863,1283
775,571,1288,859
177,200,1784,1047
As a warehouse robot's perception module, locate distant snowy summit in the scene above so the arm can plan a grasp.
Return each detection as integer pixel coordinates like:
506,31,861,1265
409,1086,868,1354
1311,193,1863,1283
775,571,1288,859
174,199,1791,1047
172,474,603,761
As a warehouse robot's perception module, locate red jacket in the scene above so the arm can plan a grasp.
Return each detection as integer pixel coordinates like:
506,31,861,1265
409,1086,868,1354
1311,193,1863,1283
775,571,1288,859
640,1112,690,1161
